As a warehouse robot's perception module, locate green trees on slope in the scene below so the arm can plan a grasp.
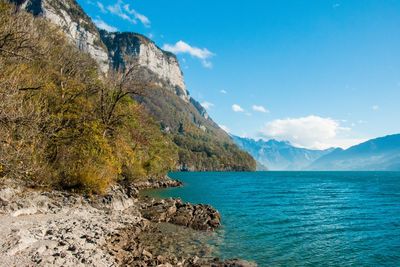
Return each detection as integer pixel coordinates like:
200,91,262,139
136,87,257,171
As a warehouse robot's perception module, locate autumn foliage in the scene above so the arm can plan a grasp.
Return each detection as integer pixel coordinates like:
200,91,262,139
0,2,177,193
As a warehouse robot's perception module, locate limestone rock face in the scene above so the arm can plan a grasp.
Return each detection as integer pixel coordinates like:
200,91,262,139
13,0,188,101
12,0,109,72
138,41,186,93
100,31,189,102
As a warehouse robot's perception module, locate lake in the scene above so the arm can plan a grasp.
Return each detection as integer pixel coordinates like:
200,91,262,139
145,172,400,266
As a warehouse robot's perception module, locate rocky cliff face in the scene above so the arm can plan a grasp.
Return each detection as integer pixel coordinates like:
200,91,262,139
99,31,189,102
12,0,109,72
13,0,188,102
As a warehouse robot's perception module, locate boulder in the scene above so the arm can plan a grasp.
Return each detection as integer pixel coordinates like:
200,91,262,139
140,198,221,231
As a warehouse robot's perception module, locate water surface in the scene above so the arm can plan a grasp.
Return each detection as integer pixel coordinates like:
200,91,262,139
146,172,400,266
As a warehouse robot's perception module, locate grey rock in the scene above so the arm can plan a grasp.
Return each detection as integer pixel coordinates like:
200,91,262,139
0,178,254,266
140,198,221,231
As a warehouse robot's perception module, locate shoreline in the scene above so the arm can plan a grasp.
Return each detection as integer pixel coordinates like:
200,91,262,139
0,177,256,266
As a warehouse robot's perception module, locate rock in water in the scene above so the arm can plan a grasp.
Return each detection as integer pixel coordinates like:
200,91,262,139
140,198,221,231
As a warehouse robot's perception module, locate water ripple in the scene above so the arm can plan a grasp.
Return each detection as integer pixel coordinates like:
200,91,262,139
153,171,400,267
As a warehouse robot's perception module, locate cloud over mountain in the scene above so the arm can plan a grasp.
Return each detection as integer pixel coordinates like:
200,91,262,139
260,115,366,149
102,0,151,27
162,41,214,68
93,19,118,32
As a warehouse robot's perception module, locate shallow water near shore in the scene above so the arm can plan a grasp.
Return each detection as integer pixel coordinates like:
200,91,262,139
144,171,400,266
137,222,220,259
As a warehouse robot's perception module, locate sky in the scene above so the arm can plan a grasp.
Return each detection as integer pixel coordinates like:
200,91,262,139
78,0,400,149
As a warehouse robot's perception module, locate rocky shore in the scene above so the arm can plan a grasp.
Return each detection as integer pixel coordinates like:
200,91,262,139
0,178,256,266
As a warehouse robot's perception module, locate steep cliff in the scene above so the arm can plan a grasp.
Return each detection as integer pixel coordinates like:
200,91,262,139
99,30,189,102
12,0,109,72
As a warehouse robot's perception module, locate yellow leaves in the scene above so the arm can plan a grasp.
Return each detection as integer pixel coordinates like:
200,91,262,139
59,153,118,194
77,158,118,194
0,1,178,193
0,2,10,12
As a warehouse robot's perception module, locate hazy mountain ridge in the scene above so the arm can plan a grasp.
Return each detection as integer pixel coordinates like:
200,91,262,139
234,134,400,171
307,134,400,171
232,135,334,170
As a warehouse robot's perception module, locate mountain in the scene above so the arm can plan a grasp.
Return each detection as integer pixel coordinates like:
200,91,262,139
232,136,335,170
12,0,110,72
11,0,256,171
307,134,400,171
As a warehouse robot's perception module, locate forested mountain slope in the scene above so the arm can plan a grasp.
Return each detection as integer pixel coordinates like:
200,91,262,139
10,0,256,171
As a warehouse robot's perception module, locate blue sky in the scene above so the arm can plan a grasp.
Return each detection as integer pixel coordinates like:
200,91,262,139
79,0,400,149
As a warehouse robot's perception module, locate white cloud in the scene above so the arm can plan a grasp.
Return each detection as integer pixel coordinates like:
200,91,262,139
219,125,230,133
107,2,135,24
372,105,379,111
232,104,244,112
201,101,214,110
162,41,214,68
333,3,341,8
123,4,151,27
97,2,106,13
93,19,118,32
252,105,269,113
202,60,213,68
106,0,150,27
220,90,227,94
259,115,366,149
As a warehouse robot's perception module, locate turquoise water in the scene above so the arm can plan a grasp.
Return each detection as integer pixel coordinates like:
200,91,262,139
148,172,400,266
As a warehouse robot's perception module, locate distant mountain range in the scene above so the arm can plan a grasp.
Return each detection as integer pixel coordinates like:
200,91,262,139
307,134,400,171
231,136,335,170
232,134,400,171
